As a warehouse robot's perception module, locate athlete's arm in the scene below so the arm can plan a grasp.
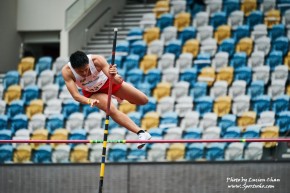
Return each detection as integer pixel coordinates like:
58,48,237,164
62,66,99,106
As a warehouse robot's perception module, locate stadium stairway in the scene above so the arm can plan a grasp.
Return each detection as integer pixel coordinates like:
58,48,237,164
83,0,155,57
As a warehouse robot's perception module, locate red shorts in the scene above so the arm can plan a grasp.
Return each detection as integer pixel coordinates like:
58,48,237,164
82,80,123,98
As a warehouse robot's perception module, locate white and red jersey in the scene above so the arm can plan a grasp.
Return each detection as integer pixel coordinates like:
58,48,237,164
67,54,108,92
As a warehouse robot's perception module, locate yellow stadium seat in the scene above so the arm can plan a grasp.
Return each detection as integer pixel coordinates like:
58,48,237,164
214,25,231,44
30,129,48,149
140,54,158,73
182,39,199,57
118,100,137,114
18,57,35,75
143,27,160,44
70,144,89,163
4,85,22,104
261,126,279,148
153,82,171,101
26,99,44,119
174,12,191,31
50,129,69,148
264,10,280,28
216,67,234,85
166,143,185,161
241,0,257,16
141,112,160,130
214,96,232,117
197,67,216,87
153,1,170,18
238,111,257,129
236,38,253,56
284,52,290,70
13,144,32,163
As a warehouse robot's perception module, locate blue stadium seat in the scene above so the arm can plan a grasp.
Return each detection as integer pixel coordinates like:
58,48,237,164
148,127,164,139
22,85,39,105
130,40,147,58
107,55,123,69
82,104,99,118
128,112,142,127
210,11,227,30
165,39,182,57
3,71,19,90
106,117,119,130
218,38,235,57
138,97,157,116
35,56,53,74
0,144,13,163
271,36,289,56
178,26,196,44
242,125,261,138
272,95,289,114
252,95,271,115
230,52,247,69
136,82,151,96
127,145,146,161
55,73,65,88
11,114,28,134
180,68,197,88
206,143,226,161
266,51,283,71
0,129,12,141
194,96,213,116
126,28,143,43
247,80,265,99
159,112,178,128
62,99,80,119
32,145,52,163
183,127,202,139
223,126,241,138
218,114,237,135
269,24,286,41
144,69,161,89
277,1,290,15
123,54,140,72
194,53,211,73
190,82,208,100
185,143,204,160
191,2,205,17
234,67,252,85
223,0,240,16
69,129,87,148
46,114,64,133
6,100,24,118
232,25,250,43
108,144,127,162
0,115,8,130
157,13,174,31
115,41,130,56
276,111,290,134
246,11,263,30
125,69,143,87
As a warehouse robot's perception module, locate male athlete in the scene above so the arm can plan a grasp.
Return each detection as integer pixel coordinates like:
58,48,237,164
62,51,151,149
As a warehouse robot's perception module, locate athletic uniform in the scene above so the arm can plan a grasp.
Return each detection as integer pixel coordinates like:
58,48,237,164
67,54,123,98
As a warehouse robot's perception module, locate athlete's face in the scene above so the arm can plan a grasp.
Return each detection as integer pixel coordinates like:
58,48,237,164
75,64,90,77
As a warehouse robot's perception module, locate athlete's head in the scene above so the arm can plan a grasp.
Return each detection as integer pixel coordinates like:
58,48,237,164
70,51,90,77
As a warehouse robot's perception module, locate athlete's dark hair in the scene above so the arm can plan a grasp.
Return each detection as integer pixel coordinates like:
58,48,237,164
69,51,89,69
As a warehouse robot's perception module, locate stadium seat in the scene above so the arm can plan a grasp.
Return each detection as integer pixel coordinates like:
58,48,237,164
232,95,251,116
205,143,226,161
165,39,182,57
147,40,164,58
128,112,142,127
41,84,59,103
108,144,127,162
227,10,244,29
157,13,174,30
35,56,53,75
137,82,152,97
225,142,244,160
52,57,68,75
3,71,20,91
163,127,183,140
183,127,202,139
22,85,39,105
153,1,170,18
251,24,268,40
0,100,5,115
216,67,234,85
179,68,197,88
18,57,35,75
228,80,247,99
200,38,217,57
161,26,177,45
182,39,200,57
271,65,288,83
84,112,103,131
248,51,265,70
109,127,126,140
140,54,158,73
210,81,228,99
127,145,146,162
210,11,227,30
70,144,89,163
247,80,265,99
218,38,235,57
242,125,261,138
32,145,52,163
125,69,143,87
54,73,65,88
269,24,286,40
62,99,80,119
171,81,189,99
252,66,270,84
214,96,232,117
87,128,103,142
118,100,137,115
224,0,240,17
143,27,160,44
178,26,196,45
254,36,271,56
141,112,160,131
230,52,247,69
268,80,285,99
257,111,275,127
271,37,289,56
0,115,8,130
6,100,24,118
69,129,87,147
89,144,103,162
28,114,46,132
261,0,276,13
199,112,218,129
272,95,289,113
126,28,143,44
233,25,250,43
264,9,281,28
52,144,71,163
130,40,147,58
26,99,44,118
0,129,12,141
153,82,171,101
261,126,279,148
206,0,222,15
185,143,204,161
197,67,216,86
0,85,3,100
194,96,214,116
190,82,207,100
192,11,209,28
147,143,168,161
11,114,28,134
242,0,258,16
46,114,64,133
156,96,174,115
237,111,257,128
166,143,185,161
13,144,32,163
196,25,214,43
214,25,231,44
174,12,191,31
44,98,62,116
148,127,164,139
246,11,263,30
66,112,84,131
175,96,193,117
223,126,241,139
140,13,156,30
30,129,49,149
234,67,252,85
175,53,193,72
123,54,140,72
20,70,37,88
236,38,253,56
37,70,54,88
144,69,161,90
159,112,178,129
252,95,271,115
138,97,157,116
180,111,200,130
276,111,290,134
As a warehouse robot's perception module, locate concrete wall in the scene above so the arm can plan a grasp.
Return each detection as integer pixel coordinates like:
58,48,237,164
1,162,290,193
0,0,22,73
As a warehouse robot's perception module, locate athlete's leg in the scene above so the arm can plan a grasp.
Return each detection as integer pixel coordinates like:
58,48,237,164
113,82,148,105
90,92,140,133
